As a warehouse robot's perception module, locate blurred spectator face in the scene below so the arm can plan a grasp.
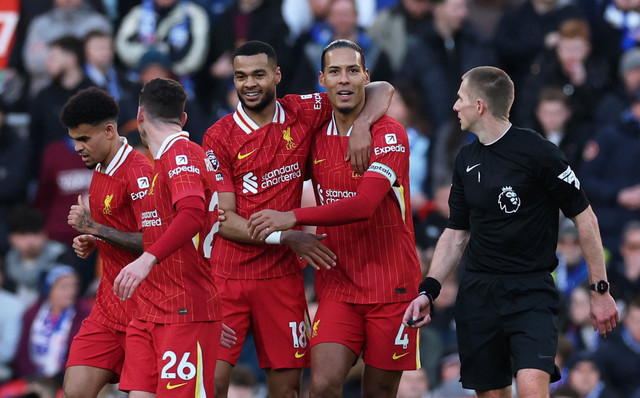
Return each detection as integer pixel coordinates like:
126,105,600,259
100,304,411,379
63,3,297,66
8,231,48,260
621,228,640,275
310,0,331,19
557,37,590,67
433,0,468,34
46,46,76,80
569,287,591,326
387,91,410,127
568,360,600,397
536,99,571,134
233,53,281,112
626,303,640,342
396,369,429,398
328,0,359,38
614,0,640,12
154,0,179,8
54,0,83,11
85,35,114,71
557,231,583,266
623,68,640,93
402,0,431,18
49,273,79,310
238,0,263,13
140,64,172,84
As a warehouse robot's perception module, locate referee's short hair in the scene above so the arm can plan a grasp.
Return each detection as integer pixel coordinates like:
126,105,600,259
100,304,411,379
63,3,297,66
462,66,514,119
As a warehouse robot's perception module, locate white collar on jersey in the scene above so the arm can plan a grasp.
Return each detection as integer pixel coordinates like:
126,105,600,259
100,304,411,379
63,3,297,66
155,131,190,159
484,123,512,146
96,137,132,176
325,111,353,136
233,101,286,134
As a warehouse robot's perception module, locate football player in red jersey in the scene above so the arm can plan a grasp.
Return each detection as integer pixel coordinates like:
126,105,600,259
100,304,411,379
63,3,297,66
202,41,393,398
61,87,154,398
112,78,221,397
247,40,422,397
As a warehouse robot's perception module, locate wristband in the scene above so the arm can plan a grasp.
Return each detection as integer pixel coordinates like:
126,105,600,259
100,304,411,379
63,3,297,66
265,231,282,244
418,277,441,315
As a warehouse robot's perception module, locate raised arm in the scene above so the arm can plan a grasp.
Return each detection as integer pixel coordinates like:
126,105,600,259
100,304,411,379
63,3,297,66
348,81,394,175
571,205,619,337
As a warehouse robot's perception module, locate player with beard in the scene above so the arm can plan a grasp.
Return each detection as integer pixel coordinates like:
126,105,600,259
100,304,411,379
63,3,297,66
61,87,153,398
202,40,393,398
247,40,422,398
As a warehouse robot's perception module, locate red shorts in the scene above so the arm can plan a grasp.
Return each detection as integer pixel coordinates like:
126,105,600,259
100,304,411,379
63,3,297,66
119,319,221,397
214,273,310,369
66,317,127,377
310,300,420,371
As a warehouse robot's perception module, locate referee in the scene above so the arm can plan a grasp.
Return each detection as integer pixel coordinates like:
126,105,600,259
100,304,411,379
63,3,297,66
403,66,619,398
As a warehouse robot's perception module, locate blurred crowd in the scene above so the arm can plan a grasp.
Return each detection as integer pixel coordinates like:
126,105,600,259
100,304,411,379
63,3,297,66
1,0,640,397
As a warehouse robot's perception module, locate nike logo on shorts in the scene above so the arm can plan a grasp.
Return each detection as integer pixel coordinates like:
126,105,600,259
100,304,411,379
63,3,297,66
295,351,306,358
166,382,187,390
392,352,409,360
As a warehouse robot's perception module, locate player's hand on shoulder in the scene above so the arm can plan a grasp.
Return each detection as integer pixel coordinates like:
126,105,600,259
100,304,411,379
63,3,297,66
403,294,432,328
247,210,296,240
282,230,336,270
72,234,97,259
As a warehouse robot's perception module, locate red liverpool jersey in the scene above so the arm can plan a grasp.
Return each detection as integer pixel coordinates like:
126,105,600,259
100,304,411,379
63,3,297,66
310,115,421,304
138,132,221,323
202,93,332,279
88,140,153,331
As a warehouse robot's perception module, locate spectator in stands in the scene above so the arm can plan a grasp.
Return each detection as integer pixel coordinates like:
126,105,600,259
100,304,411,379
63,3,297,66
608,220,640,305
531,86,592,169
117,49,210,145
0,99,31,256
3,205,76,307
400,0,496,130
515,19,611,128
396,368,430,398
289,0,394,94
595,47,640,127
579,90,640,254
554,220,589,301
494,0,583,92
13,265,90,384
115,0,210,99
430,350,476,398
0,265,25,383
566,353,622,398
368,0,432,73
564,286,602,355
228,364,259,398
83,30,130,102
22,0,111,97
29,35,94,172
595,294,640,397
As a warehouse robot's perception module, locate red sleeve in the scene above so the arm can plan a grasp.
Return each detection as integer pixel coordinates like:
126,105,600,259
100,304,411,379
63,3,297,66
293,176,389,226
146,196,205,262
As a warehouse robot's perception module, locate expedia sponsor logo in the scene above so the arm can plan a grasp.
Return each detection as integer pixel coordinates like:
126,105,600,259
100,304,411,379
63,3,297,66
137,177,150,189
374,144,406,156
261,162,301,189
168,164,201,178
131,190,148,201
175,155,188,165
141,209,162,227
385,133,397,145
313,93,322,110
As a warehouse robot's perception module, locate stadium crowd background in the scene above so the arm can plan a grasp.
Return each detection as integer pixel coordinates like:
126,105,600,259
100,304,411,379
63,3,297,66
0,0,639,397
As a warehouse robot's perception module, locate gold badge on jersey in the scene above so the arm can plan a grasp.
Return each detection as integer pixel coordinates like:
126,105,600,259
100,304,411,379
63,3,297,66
103,194,113,215
148,173,159,196
282,126,296,150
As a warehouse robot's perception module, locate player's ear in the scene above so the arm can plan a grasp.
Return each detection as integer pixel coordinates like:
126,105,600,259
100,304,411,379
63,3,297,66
274,66,282,85
137,106,144,124
181,112,188,127
105,123,117,139
365,68,370,84
318,71,325,88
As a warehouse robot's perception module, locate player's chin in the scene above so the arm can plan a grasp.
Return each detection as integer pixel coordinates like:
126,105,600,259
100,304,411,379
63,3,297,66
84,162,98,170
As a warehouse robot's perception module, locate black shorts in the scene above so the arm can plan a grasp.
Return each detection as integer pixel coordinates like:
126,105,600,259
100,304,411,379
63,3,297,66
454,271,561,391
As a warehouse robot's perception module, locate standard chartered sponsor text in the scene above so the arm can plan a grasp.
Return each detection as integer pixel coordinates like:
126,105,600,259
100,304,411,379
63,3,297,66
261,162,301,188
141,209,162,227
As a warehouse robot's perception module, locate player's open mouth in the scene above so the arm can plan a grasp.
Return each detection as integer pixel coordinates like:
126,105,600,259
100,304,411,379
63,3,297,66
337,91,352,98
244,92,261,99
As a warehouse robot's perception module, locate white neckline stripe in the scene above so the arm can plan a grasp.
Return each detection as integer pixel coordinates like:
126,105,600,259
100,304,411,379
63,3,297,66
325,112,352,136
156,131,190,159
233,101,285,134
96,137,132,176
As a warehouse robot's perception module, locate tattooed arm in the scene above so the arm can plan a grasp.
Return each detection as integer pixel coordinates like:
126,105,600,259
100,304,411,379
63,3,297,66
68,195,143,255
